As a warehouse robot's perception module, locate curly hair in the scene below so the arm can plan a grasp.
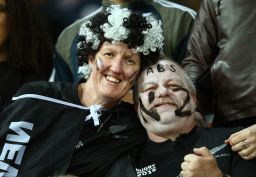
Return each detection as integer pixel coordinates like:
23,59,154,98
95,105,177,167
77,7,162,69
5,0,53,79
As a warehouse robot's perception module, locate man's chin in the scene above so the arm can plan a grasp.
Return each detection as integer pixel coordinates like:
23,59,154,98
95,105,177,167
154,105,176,115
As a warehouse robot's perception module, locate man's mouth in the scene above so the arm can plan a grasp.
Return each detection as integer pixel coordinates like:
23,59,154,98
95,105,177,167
105,75,121,83
153,102,178,109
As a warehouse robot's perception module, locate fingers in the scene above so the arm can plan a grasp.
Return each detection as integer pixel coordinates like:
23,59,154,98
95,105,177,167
227,130,247,146
193,147,212,157
180,147,219,177
227,126,256,159
236,140,256,160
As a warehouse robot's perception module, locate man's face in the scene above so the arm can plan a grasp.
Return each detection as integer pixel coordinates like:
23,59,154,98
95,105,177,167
88,41,140,102
136,60,196,137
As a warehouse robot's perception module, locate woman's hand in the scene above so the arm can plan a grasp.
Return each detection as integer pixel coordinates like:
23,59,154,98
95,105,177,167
225,124,256,160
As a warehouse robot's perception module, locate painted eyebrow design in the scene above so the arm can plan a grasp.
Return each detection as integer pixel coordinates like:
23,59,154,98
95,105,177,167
139,82,157,90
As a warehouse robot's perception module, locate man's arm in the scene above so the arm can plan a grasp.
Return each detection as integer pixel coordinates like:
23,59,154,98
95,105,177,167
182,0,219,83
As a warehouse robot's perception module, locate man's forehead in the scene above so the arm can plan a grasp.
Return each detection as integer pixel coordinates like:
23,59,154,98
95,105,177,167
141,60,182,78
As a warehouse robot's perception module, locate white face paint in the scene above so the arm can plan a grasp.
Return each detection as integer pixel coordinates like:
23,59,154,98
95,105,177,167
137,60,196,137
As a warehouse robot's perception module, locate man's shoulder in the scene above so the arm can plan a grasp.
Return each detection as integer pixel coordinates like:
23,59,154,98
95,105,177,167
201,127,242,140
150,0,196,19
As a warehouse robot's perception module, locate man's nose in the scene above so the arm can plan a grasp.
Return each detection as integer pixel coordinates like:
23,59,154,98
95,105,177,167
156,85,170,97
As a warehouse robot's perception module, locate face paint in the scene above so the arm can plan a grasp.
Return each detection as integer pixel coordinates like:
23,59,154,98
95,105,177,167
96,57,105,71
172,87,192,117
139,98,160,121
148,91,155,104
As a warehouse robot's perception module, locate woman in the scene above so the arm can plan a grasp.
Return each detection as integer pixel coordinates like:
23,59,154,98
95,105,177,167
0,0,53,112
0,5,164,177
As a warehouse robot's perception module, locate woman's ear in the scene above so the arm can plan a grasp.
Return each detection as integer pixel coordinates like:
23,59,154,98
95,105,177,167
88,55,95,67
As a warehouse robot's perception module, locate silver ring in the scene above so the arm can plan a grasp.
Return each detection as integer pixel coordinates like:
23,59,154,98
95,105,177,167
240,140,248,150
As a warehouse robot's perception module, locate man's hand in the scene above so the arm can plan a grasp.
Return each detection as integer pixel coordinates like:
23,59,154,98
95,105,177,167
225,124,256,160
180,147,222,177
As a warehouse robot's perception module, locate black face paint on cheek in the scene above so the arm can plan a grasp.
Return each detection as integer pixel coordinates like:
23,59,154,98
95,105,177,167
173,87,192,117
139,98,160,121
148,91,155,104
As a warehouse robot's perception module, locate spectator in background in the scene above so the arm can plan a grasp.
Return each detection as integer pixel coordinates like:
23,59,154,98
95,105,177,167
0,0,53,112
182,0,256,127
170,0,201,11
52,0,196,83
34,0,101,44
182,0,256,159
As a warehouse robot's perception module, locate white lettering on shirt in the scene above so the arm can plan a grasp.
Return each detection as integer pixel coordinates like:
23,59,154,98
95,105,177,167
136,164,157,176
0,121,33,177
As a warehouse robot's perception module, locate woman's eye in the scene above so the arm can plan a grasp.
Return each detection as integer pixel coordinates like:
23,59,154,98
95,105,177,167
126,58,135,65
104,52,113,57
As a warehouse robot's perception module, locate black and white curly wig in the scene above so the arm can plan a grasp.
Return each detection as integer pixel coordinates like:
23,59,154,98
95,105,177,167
77,5,164,79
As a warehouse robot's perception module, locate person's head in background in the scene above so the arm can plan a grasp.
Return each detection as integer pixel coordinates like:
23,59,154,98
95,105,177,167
76,5,164,108
0,0,53,79
134,57,205,141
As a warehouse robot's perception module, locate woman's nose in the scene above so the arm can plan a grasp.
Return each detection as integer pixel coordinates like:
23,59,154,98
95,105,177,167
110,57,122,74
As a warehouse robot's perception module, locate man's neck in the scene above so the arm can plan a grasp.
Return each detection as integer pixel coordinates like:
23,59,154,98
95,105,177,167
147,124,196,142
147,132,177,142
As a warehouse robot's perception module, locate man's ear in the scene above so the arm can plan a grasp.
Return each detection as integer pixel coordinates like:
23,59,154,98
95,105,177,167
191,92,197,110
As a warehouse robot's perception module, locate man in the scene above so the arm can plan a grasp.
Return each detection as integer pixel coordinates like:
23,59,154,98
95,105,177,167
52,0,197,82
105,58,256,177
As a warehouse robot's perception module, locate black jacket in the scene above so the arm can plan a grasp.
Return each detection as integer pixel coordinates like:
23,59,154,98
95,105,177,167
0,81,145,177
182,0,256,124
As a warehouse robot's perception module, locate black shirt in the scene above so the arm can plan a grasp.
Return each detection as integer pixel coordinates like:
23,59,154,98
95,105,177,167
135,127,256,177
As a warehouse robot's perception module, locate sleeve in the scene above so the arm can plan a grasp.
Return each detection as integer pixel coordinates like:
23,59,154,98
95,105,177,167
53,49,74,82
182,0,219,83
0,88,83,177
173,11,195,63
53,19,83,82
230,152,256,177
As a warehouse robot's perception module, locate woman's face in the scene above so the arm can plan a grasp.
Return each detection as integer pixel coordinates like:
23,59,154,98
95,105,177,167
0,0,7,50
88,41,141,102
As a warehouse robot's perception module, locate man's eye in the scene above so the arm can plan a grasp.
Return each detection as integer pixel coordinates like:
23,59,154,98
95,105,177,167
144,86,156,92
167,84,179,89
